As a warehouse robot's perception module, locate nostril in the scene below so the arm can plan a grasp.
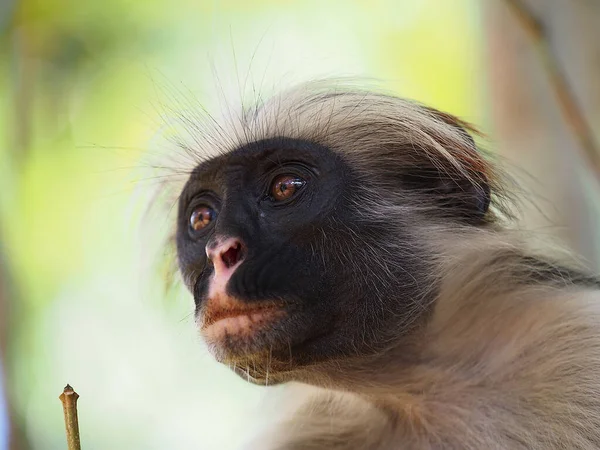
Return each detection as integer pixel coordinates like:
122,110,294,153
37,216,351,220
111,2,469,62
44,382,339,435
221,242,245,269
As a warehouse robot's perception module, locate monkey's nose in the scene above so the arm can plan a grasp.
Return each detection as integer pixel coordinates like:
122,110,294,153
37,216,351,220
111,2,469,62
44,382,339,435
206,237,246,281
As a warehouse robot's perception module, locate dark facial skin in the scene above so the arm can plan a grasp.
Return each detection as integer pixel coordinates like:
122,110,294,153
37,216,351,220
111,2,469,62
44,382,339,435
176,138,430,384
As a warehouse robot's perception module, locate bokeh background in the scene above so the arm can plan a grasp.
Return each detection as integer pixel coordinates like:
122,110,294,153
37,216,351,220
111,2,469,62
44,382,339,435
0,0,599,449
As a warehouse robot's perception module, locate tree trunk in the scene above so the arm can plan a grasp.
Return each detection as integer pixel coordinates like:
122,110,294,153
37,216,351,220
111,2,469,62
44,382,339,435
483,0,600,269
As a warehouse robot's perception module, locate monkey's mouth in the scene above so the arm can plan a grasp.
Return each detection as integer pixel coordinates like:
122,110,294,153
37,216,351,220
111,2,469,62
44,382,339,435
199,295,286,341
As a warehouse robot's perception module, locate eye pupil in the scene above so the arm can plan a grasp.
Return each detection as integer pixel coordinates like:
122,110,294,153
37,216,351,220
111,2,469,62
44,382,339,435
190,206,215,231
271,175,305,201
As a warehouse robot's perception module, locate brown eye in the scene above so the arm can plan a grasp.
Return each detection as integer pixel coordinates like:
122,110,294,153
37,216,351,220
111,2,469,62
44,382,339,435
270,174,305,201
190,206,216,231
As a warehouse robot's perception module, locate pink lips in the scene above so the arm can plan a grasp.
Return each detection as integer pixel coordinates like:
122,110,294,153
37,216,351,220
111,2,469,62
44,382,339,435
200,294,285,340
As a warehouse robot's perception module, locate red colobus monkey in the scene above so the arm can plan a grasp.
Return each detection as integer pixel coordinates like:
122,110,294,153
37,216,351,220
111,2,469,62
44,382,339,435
172,81,600,449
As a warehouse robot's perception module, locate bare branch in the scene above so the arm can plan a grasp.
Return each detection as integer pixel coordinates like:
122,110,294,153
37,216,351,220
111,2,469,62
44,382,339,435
59,385,81,450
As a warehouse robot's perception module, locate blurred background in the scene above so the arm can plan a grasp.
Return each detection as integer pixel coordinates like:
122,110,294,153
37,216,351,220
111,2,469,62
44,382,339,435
0,0,599,448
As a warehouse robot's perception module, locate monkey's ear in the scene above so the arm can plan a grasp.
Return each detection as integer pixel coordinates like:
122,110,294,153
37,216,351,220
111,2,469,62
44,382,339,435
402,109,491,223
401,167,490,222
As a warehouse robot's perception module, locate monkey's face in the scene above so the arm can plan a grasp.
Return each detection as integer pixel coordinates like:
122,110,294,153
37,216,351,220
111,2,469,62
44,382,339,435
176,137,427,383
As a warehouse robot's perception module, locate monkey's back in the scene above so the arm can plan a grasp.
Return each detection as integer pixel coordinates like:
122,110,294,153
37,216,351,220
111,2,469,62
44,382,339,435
386,241,600,449
405,286,600,449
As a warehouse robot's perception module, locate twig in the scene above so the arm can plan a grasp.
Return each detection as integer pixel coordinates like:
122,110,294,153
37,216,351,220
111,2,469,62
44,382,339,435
504,0,600,182
59,384,82,450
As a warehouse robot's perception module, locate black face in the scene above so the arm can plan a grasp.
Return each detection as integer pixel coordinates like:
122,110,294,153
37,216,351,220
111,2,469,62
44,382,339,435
176,137,428,384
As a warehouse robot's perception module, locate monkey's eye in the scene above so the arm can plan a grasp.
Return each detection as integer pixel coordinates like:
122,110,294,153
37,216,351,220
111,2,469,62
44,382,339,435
190,206,216,231
270,174,306,201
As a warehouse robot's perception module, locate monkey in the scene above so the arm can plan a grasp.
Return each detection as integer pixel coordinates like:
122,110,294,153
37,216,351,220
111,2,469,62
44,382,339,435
171,80,600,449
